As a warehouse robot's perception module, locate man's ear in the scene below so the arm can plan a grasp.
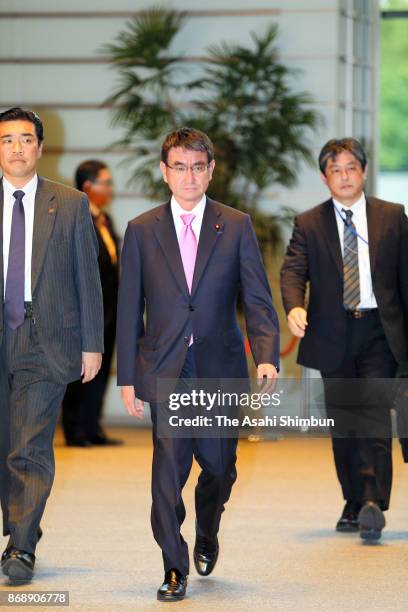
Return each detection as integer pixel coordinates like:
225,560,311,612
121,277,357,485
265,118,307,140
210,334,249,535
208,160,215,180
160,161,168,184
320,171,328,187
363,163,368,180
82,180,93,194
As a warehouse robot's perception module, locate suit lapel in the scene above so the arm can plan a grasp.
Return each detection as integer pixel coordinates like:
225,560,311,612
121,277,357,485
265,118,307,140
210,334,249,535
0,181,4,302
31,177,58,294
319,199,343,277
191,198,222,296
366,197,383,274
153,202,190,295
153,198,223,296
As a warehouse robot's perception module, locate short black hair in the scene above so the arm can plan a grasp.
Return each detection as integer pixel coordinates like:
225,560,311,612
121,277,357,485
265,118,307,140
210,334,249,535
318,138,367,175
0,107,44,143
161,127,214,164
75,160,108,191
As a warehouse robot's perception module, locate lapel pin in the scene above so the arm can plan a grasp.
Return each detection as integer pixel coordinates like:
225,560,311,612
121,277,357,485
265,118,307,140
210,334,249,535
214,223,223,234
48,207,55,214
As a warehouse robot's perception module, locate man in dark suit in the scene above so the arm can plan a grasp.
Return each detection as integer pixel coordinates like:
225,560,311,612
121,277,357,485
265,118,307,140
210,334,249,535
280,138,408,541
62,160,121,447
0,108,104,581
117,127,280,601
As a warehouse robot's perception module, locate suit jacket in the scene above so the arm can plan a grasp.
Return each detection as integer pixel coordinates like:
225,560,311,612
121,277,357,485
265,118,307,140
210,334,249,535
280,196,408,373
0,177,104,384
117,197,280,402
91,211,119,330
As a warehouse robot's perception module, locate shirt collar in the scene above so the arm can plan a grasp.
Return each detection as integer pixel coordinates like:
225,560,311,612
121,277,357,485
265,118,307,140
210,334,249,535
3,174,38,200
171,194,207,219
333,192,366,217
89,202,101,218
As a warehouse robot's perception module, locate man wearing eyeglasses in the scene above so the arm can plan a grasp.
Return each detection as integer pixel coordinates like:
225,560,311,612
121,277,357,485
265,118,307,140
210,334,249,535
280,138,408,542
62,160,122,447
117,127,280,601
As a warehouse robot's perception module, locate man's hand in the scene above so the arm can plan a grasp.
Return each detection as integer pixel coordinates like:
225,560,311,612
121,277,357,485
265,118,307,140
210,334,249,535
121,385,144,418
257,363,278,394
81,352,102,383
287,307,308,338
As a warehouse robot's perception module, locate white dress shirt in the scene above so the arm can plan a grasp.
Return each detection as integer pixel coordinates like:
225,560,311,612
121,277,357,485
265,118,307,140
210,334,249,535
3,174,38,301
332,193,377,309
171,194,206,244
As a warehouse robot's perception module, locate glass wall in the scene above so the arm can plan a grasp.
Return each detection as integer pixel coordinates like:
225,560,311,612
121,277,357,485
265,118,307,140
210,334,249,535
338,0,379,193
378,0,408,205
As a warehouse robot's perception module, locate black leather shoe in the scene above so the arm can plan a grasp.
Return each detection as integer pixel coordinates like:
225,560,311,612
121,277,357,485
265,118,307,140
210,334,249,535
66,436,92,447
194,535,219,576
86,434,123,446
1,548,35,581
157,569,187,602
358,501,385,541
1,527,42,565
336,501,361,533
1,545,13,565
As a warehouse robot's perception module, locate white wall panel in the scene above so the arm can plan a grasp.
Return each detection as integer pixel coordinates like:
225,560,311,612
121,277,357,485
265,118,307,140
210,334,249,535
0,13,337,60
0,1,338,14
0,65,114,105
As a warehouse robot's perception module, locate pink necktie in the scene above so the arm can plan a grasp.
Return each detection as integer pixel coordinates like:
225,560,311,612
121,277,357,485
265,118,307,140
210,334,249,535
180,214,197,293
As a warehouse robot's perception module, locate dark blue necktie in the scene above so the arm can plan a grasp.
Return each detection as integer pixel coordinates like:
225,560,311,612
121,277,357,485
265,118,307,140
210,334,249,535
4,190,26,329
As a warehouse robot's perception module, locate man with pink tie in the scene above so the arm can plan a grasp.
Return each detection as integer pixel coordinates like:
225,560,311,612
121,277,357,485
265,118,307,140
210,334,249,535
116,128,280,602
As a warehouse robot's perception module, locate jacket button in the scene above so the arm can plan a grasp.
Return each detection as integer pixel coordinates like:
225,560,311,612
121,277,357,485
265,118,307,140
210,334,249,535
193,336,200,343
183,335,190,344
189,305,195,311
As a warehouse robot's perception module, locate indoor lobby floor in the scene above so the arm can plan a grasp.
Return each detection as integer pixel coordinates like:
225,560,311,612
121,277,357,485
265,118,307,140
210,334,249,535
1,428,408,611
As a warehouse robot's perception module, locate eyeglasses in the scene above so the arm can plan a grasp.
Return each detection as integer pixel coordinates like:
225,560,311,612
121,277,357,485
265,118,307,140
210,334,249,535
93,179,113,187
326,165,359,177
165,163,210,175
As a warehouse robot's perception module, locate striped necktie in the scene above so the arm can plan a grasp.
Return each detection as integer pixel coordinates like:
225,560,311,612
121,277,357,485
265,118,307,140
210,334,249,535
342,208,360,310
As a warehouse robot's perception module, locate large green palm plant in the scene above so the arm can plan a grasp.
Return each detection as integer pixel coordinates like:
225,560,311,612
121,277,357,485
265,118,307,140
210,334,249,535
103,7,320,249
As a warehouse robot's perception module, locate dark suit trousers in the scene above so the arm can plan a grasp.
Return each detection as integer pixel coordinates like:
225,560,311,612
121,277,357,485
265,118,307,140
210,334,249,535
0,318,66,554
321,311,397,510
62,319,115,441
149,347,238,576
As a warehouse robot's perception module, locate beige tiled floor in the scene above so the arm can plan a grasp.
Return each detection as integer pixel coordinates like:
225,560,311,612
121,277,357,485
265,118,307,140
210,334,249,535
1,428,408,611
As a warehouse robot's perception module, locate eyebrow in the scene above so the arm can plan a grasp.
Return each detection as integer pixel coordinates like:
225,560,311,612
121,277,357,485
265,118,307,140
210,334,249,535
172,161,206,165
0,133,35,138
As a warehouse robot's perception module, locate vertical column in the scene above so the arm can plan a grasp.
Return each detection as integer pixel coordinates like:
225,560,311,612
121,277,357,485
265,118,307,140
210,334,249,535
337,0,379,192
